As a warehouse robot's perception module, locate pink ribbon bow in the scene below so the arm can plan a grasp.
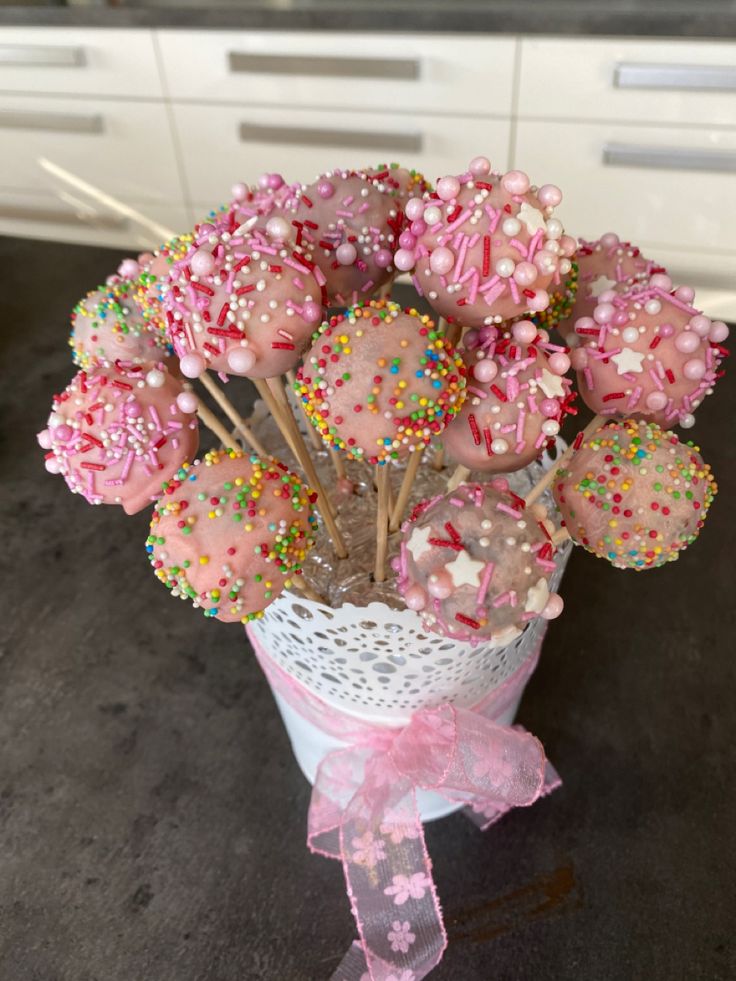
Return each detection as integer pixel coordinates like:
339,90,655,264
247,627,560,981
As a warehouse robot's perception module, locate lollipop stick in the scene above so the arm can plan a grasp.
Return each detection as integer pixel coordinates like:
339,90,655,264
289,575,330,606
374,465,391,583
255,377,348,559
431,445,446,472
447,464,471,492
196,400,237,450
198,372,268,458
329,447,346,480
389,449,423,533
525,413,605,506
552,527,571,547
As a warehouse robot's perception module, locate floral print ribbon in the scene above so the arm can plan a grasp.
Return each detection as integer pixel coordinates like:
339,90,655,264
247,627,560,981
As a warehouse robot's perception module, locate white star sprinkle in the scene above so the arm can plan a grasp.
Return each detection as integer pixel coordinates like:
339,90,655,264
588,274,617,298
611,347,645,375
517,202,547,236
537,368,566,399
407,525,433,562
445,550,486,589
525,577,550,614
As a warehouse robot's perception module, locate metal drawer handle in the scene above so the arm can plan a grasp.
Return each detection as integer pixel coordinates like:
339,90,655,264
614,62,736,92
239,121,422,154
0,109,103,135
229,51,419,81
603,142,736,175
0,203,127,230
0,44,85,68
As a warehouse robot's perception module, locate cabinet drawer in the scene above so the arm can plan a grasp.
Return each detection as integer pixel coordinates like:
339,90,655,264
0,95,182,205
519,38,736,126
0,190,188,250
515,120,736,254
175,103,511,205
0,27,161,98
156,30,515,115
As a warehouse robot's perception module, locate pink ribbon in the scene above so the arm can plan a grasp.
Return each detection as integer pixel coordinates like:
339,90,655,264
247,627,560,981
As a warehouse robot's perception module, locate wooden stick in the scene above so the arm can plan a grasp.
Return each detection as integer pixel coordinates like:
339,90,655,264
525,413,605,506
432,445,446,472
389,449,423,533
196,401,237,450
198,372,268,458
289,575,330,606
378,280,393,300
329,447,346,480
552,527,571,547
447,464,471,492
374,465,391,583
254,377,348,559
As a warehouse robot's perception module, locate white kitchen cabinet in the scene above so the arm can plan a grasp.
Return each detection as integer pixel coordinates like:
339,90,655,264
0,93,182,204
0,27,161,99
156,30,516,117
0,189,187,250
515,119,736,254
518,37,736,127
175,101,511,206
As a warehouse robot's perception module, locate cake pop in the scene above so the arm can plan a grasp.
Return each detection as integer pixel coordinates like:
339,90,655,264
569,277,728,429
394,480,563,645
277,167,406,305
442,319,575,474
559,234,662,342
294,299,467,466
162,223,324,380
552,418,716,570
393,157,575,325
70,280,171,371
38,361,199,514
146,449,316,623
525,260,579,334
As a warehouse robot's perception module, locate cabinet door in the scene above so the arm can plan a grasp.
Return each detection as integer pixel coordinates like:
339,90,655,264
0,27,162,98
515,119,736,254
175,102,511,206
0,190,188,250
519,38,736,127
0,95,182,205
157,29,516,116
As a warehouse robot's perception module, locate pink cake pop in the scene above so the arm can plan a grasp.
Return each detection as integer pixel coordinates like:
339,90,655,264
559,233,664,342
393,157,575,325
162,223,324,380
39,361,199,514
146,449,316,623
70,280,171,371
570,276,728,429
442,320,575,473
552,418,717,570
294,299,467,465
277,167,407,305
394,480,563,645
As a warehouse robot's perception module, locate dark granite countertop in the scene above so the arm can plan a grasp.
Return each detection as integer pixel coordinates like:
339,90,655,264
0,0,734,38
1,232,735,980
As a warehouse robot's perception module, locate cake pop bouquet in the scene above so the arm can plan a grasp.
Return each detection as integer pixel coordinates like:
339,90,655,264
37,154,725,981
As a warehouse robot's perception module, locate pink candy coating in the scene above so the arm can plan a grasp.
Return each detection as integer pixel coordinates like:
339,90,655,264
43,361,199,514
396,482,560,645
